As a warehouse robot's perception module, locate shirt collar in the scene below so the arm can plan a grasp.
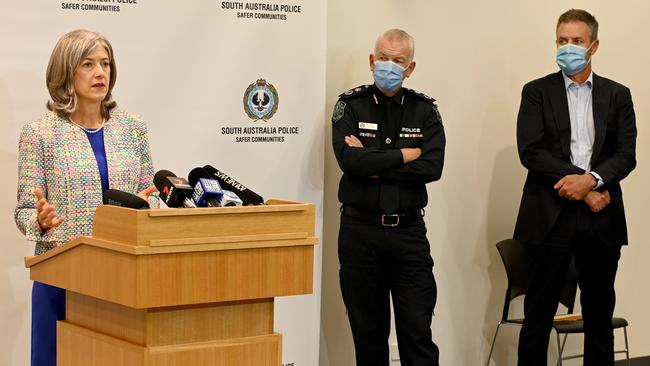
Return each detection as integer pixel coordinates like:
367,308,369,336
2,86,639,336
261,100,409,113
372,84,404,106
562,71,593,90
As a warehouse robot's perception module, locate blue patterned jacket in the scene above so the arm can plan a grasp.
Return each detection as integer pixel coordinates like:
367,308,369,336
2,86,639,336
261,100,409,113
15,110,155,255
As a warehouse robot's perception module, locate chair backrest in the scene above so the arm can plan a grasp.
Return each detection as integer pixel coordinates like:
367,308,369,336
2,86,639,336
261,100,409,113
495,239,578,321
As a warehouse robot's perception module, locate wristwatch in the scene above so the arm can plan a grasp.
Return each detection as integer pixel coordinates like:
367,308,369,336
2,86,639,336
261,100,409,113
589,171,604,190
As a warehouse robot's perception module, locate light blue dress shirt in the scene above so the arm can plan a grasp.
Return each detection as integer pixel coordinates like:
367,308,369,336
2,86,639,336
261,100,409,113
562,72,603,188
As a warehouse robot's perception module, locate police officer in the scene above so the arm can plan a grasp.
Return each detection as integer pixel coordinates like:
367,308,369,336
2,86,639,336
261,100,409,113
331,29,445,366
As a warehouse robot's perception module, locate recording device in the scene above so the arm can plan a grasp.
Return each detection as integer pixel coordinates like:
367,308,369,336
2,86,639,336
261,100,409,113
219,190,244,206
102,189,150,209
188,167,224,207
153,169,197,208
203,165,264,206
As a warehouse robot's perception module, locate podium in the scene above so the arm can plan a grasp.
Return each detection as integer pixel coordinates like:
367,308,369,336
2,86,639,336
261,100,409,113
25,200,318,366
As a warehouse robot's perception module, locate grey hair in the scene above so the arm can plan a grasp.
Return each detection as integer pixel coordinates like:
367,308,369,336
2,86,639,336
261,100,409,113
46,29,117,119
374,28,415,63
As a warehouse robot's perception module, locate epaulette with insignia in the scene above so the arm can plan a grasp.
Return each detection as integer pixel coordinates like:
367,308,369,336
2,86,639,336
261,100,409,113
339,85,372,99
403,88,436,103
404,88,442,122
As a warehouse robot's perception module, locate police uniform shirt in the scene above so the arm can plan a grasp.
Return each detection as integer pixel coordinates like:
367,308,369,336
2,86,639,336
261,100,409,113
332,84,446,213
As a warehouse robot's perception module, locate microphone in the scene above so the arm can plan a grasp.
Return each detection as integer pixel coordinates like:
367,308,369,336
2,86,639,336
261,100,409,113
202,165,264,206
219,190,244,206
188,167,224,207
102,189,150,209
153,169,197,208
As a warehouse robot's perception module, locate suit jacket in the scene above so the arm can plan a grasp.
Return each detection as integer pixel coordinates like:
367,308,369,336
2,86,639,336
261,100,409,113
15,110,155,255
513,71,637,246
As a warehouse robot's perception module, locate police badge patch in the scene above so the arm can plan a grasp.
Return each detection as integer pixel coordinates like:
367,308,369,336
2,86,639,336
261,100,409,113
332,100,346,123
243,79,279,122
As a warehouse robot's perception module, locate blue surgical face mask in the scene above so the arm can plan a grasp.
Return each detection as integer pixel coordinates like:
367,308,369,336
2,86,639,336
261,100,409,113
373,61,406,93
556,43,593,76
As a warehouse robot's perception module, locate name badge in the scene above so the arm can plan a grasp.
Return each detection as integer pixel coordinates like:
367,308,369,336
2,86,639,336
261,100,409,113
358,122,378,131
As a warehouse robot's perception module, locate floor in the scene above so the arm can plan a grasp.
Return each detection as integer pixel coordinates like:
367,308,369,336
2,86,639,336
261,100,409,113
615,356,650,365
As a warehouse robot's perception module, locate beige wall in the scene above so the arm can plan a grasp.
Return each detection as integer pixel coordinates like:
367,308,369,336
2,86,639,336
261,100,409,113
321,1,650,365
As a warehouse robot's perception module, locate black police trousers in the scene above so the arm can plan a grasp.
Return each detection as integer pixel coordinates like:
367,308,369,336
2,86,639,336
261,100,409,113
338,212,439,366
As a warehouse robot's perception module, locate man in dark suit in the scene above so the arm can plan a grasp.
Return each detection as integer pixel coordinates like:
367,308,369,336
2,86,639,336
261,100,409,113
514,9,637,366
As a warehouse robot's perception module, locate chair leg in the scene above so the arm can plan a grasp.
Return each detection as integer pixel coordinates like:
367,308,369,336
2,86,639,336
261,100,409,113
555,332,565,366
559,333,568,358
486,322,502,366
624,326,630,366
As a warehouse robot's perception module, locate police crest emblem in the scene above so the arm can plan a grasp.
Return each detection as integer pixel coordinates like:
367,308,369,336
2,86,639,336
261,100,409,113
332,100,346,123
243,79,279,121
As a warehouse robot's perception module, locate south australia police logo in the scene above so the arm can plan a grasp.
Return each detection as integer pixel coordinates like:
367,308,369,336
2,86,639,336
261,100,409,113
243,79,279,121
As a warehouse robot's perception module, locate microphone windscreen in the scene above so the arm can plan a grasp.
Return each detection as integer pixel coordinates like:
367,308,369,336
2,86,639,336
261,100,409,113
103,189,150,209
188,167,213,187
202,165,264,205
153,169,177,191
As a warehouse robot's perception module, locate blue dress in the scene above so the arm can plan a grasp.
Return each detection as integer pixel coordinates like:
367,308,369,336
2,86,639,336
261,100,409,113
31,128,108,366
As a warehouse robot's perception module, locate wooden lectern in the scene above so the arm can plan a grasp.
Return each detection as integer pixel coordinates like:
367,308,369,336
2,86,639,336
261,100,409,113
25,200,318,366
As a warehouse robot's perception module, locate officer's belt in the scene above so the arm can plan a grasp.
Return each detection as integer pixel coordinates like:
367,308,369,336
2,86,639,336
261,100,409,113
342,206,423,227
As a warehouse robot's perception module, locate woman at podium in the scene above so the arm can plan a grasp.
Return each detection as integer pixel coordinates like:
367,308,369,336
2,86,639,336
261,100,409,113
14,29,156,366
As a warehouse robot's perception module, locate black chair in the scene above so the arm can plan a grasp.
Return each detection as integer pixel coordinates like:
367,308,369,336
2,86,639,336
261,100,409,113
486,239,630,366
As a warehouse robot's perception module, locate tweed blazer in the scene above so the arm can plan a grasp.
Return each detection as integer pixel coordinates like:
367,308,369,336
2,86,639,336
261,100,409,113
15,110,155,254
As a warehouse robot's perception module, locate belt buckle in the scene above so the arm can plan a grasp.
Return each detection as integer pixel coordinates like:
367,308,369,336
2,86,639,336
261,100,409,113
381,214,400,227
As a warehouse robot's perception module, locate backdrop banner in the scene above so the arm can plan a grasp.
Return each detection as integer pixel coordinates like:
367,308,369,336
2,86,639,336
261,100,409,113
0,1,325,365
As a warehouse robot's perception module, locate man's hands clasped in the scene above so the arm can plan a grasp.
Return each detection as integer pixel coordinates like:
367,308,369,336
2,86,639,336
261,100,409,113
554,173,610,212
